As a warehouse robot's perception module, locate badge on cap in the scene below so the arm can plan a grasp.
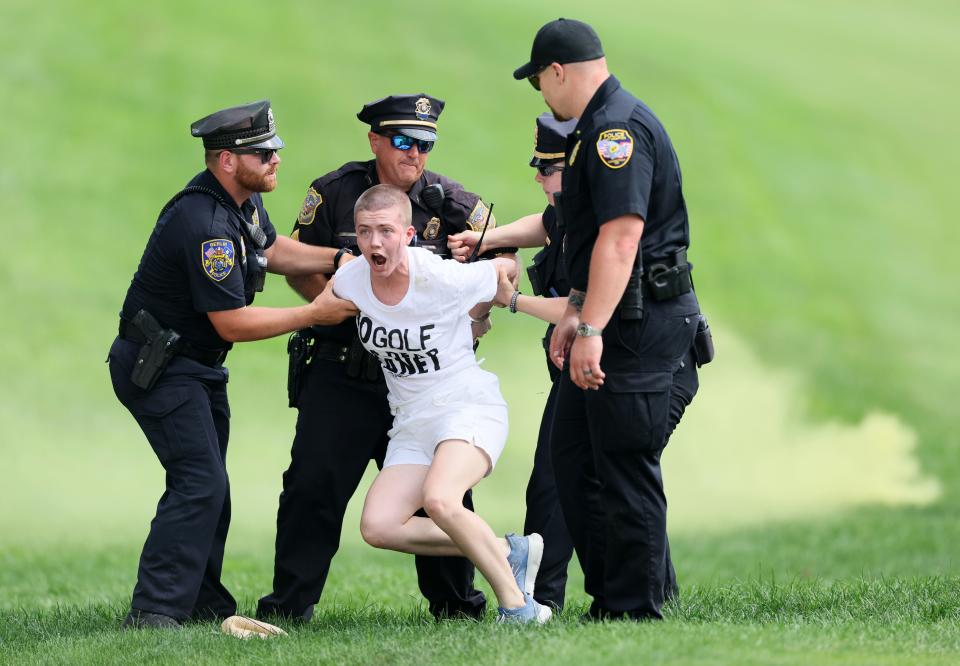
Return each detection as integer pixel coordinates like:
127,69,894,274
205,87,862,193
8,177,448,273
596,129,634,169
298,187,323,226
415,97,432,120
202,239,236,281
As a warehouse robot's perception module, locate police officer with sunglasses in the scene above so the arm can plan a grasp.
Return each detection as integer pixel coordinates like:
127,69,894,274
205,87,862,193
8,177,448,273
108,100,357,630
447,113,582,611
257,94,496,623
514,19,708,621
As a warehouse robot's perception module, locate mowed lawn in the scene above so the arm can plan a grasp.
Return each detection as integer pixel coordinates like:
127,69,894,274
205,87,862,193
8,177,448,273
2,0,959,664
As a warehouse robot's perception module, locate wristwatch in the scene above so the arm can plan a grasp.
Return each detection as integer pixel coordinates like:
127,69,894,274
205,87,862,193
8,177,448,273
576,323,604,337
334,247,354,270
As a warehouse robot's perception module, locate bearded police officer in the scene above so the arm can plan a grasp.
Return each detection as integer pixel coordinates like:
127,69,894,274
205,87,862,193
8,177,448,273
108,100,357,630
514,20,710,620
257,94,496,622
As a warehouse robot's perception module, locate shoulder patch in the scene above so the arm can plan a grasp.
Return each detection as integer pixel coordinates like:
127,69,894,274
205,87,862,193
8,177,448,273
201,239,236,281
596,129,634,169
298,187,323,226
467,200,491,232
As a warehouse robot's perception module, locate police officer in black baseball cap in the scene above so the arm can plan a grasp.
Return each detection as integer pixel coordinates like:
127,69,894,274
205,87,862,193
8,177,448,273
110,99,356,630
514,20,709,622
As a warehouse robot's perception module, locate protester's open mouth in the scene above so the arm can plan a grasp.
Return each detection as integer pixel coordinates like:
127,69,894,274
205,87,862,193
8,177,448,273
371,253,387,267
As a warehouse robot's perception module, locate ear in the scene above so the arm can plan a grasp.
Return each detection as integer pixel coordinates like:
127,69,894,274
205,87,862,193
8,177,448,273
405,223,416,245
368,131,379,154
218,150,236,174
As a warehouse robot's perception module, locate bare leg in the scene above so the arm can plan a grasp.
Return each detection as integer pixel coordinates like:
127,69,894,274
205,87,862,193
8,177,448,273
359,444,523,609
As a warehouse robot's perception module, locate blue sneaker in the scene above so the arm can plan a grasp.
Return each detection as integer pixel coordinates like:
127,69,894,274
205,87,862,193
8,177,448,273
497,593,552,624
505,533,544,597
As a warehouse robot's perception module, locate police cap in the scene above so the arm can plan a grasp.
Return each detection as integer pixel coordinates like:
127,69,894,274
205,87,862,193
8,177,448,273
357,94,445,142
513,18,604,80
190,100,285,151
531,113,577,166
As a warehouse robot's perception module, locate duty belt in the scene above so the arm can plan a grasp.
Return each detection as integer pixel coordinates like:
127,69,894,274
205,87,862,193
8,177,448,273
119,319,228,367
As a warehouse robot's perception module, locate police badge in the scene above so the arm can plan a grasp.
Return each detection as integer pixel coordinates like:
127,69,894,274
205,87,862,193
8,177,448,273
467,201,494,232
596,129,634,169
201,239,236,281
298,187,323,226
415,97,432,120
424,217,441,240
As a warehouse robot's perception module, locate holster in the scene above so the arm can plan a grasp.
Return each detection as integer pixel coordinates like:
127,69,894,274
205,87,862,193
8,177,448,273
645,248,693,302
287,329,312,408
693,314,715,367
345,335,382,382
619,256,644,321
526,263,545,297
129,309,181,391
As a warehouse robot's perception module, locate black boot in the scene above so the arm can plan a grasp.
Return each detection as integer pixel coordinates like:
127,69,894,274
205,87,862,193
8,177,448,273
121,609,182,630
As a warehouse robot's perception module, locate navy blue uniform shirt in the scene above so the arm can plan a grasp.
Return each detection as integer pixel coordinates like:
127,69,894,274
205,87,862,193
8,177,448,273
120,169,277,352
561,76,690,290
292,159,493,342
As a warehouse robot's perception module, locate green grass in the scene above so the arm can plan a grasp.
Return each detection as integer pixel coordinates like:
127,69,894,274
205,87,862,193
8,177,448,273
2,0,959,663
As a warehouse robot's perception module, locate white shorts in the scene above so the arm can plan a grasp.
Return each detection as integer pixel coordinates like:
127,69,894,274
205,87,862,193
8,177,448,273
384,379,508,474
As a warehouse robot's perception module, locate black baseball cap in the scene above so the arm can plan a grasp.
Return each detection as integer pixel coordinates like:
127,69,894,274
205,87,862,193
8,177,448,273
190,100,284,150
513,18,604,80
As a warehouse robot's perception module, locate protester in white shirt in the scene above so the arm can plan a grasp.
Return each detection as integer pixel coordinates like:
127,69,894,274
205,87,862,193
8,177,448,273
333,184,552,624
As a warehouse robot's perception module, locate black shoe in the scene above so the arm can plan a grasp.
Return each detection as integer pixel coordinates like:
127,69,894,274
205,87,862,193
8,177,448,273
121,609,182,630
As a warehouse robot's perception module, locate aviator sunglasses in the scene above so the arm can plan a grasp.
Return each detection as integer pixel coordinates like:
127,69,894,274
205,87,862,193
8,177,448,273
231,148,278,164
387,133,435,153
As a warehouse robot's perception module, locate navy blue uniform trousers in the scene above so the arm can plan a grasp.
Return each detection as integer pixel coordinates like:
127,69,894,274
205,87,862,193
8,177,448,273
522,345,577,610
257,357,486,621
108,337,237,622
552,293,699,619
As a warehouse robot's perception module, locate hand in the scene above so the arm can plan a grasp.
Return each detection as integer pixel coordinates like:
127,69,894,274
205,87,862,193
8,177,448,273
569,335,605,390
471,316,492,340
549,310,578,370
337,252,357,268
493,271,515,308
310,277,358,325
447,230,482,262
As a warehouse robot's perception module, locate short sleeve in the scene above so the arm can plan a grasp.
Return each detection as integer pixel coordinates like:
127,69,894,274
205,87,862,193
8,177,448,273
587,123,655,225
448,260,497,312
291,181,333,247
176,203,247,313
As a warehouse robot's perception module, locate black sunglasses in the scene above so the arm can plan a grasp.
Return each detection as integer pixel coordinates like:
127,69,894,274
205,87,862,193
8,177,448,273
231,148,278,164
388,133,435,153
528,65,549,91
536,163,564,177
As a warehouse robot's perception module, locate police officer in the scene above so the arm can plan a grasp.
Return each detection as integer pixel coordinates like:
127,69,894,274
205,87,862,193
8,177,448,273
257,95,495,622
447,113,581,610
514,19,705,620
108,100,357,629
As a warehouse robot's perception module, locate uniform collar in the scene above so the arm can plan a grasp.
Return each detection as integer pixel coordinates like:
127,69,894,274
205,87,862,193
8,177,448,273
198,168,248,213
573,74,621,137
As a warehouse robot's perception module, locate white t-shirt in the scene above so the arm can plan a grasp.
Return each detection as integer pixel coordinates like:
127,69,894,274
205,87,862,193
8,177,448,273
334,247,500,409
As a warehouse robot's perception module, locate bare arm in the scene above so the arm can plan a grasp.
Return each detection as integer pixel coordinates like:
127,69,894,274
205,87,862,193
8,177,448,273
208,278,357,342
448,213,547,262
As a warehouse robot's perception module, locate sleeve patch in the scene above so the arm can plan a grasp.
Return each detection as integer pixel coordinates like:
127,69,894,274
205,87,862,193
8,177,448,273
201,239,236,281
297,187,323,226
596,129,634,169
467,200,491,231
